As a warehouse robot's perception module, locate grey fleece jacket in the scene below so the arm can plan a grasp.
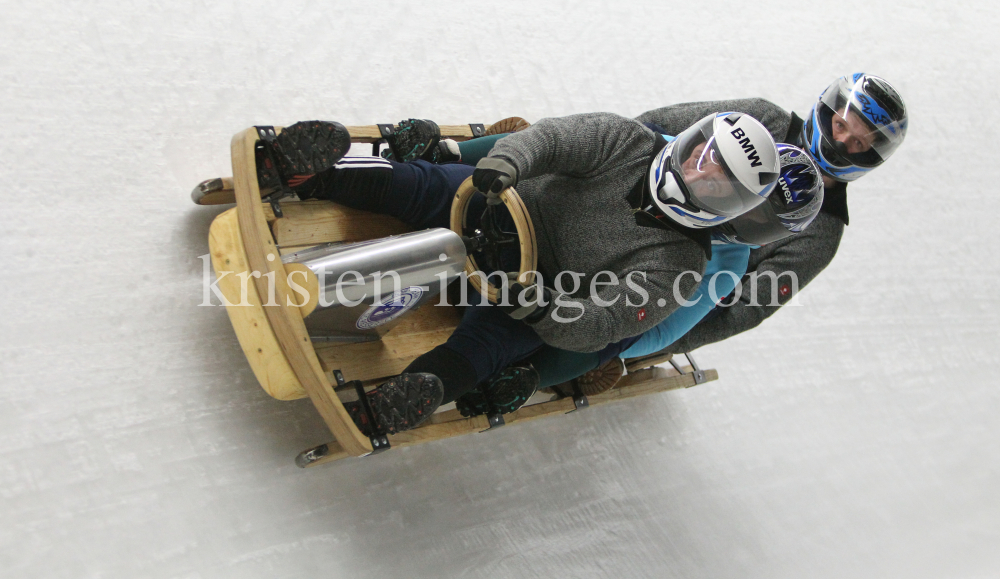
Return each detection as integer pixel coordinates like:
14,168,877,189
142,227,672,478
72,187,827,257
636,98,847,353
486,112,706,353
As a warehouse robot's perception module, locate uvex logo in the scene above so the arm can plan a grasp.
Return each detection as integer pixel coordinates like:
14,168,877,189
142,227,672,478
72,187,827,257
730,128,763,168
777,176,793,203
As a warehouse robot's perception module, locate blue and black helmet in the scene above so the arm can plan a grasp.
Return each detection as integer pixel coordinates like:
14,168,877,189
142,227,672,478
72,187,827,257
802,73,907,182
715,144,824,246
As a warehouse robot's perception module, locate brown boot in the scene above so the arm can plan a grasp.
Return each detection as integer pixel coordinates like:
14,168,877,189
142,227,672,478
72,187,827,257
550,357,625,399
485,116,531,135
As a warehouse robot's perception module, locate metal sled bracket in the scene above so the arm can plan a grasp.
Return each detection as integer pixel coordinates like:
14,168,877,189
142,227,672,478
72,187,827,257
481,412,505,432
265,197,284,218
373,124,397,156
296,444,330,468
686,353,707,385
670,353,707,385
468,123,486,138
368,433,390,453
255,125,278,141
566,381,589,413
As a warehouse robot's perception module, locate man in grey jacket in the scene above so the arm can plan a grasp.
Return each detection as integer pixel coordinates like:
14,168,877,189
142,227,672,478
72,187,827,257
277,110,779,434
635,73,908,354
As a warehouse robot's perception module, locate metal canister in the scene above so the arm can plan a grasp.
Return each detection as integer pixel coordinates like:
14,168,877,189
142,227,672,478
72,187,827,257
281,228,466,342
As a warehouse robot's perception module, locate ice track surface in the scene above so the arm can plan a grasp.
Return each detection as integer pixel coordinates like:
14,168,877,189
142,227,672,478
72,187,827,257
1,1,998,577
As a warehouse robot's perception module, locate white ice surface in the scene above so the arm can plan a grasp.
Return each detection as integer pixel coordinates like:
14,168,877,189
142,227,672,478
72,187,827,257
2,1,999,577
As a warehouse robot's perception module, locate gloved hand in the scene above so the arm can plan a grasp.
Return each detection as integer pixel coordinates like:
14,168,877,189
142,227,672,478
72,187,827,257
498,281,552,323
472,157,518,205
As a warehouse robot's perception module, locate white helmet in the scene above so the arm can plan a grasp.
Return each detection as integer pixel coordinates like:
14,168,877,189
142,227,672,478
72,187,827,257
649,112,780,229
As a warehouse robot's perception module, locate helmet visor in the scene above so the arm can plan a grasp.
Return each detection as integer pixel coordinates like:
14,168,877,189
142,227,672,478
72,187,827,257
723,203,788,245
668,117,765,217
817,76,907,169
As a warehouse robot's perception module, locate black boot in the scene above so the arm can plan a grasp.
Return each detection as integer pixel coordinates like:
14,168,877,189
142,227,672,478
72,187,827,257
343,373,444,435
456,365,539,417
255,120,352,197
381,119,440,162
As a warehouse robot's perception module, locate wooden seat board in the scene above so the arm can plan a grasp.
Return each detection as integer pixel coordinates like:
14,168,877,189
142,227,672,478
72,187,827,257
270,200,410,248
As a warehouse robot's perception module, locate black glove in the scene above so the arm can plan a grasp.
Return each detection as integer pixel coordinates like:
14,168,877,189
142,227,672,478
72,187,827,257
472,157,518,203
498,282,552,323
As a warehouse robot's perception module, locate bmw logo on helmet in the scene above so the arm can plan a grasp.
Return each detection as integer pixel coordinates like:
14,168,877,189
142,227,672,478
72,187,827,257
648,112,780,229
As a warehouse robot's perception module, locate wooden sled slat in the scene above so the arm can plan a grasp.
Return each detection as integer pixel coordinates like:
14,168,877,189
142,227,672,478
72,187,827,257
231,127,373,457
270,200,409,247
300,366,719,468
342,124,496,143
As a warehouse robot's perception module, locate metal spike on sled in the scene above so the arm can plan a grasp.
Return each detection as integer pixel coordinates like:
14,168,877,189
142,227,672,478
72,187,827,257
199,121,718,468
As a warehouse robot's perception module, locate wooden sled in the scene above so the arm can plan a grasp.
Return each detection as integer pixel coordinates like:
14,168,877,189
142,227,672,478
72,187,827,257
202,122,719,468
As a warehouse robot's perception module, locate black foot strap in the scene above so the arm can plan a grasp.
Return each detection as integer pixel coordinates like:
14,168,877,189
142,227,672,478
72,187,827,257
255,125,295,206
334,369,390,453
569,380,589,412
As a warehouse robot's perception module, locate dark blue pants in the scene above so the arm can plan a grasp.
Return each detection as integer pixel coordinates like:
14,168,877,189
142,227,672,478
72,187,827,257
309,160,545,403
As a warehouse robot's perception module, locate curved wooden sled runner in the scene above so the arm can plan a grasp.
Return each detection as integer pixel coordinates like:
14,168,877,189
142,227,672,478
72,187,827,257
205,122,718,467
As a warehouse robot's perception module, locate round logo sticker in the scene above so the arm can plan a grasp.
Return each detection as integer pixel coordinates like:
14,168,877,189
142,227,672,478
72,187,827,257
356,287,424,330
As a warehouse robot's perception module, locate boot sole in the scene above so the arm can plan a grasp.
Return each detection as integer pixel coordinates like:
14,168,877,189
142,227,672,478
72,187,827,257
387,119,441,162
485,116,531,136
274,120,353,177
456,366,538,417
551,357,625,398
346,373,444,436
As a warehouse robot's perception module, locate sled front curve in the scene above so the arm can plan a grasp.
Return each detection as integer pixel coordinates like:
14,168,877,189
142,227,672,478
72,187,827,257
228,127,373,457
209,207,305,401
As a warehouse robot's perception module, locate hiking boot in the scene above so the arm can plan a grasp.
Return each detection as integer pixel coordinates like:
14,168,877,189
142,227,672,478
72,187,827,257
456,365,539,418
485,116,531,136
255,120,352,197
550,357,625,399
382,119,441,162
343,373,444,436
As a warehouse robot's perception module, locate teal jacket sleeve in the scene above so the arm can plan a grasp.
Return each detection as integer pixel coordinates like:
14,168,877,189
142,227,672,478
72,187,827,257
620,243,751,358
